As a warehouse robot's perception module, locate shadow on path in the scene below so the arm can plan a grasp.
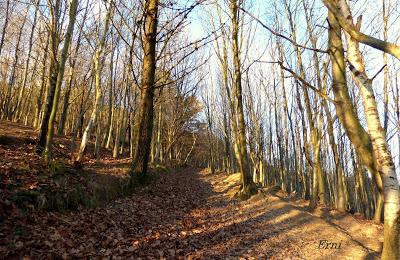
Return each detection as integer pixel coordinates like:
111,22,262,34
1,168,383,259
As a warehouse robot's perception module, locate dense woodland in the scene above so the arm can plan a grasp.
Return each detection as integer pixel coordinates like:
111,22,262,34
1,0,400,258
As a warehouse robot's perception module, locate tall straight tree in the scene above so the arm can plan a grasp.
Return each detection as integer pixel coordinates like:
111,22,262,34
75,0,114,163
58,0,90,135
14,0,40,122
324,1,384,223
326,1,400,258
230,0,256,198
37,0,62,154
131,0,159,179
335,1,400,259
43,0,79,162
283,0,325,207
0,0,11,57
3,9,28,120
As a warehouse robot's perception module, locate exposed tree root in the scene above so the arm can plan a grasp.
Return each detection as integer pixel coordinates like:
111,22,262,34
233,183,258,200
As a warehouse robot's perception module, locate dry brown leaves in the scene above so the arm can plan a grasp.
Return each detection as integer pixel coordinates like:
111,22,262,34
0,121,384,259
1,168,383,259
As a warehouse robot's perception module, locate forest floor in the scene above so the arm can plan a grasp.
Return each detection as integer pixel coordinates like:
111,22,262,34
0,121,383,259
1,170,384,259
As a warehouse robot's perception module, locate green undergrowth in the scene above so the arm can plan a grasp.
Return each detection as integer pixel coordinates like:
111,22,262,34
10,160,170,213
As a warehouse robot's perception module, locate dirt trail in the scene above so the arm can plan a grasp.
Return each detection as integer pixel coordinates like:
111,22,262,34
1,168,382,259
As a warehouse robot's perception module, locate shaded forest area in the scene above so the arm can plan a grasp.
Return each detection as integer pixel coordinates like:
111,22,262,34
0,0,400,259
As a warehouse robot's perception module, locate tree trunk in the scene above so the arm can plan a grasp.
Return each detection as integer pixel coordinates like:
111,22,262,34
131,0,159,179
329,2,399,258
75,0,113,162
230,0,256,198
327,8,384,222
3,11,27,120
15,0,39,122
34,34,50,129
58,2,88,135
43,0,78,162
0,0,10,57
58,69,74,135
37,0,61,154
284,1,325,207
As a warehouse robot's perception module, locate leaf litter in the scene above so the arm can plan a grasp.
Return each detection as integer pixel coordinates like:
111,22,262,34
1,167,383,259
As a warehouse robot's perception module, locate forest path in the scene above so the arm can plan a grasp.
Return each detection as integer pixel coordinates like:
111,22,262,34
2,168,383,259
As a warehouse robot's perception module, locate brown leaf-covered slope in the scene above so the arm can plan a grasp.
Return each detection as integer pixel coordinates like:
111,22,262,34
0,120,127,197
1,165,383,259
0,120,137,216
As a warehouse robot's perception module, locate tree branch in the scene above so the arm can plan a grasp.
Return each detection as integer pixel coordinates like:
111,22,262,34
323,0,400,60
239,7,328,53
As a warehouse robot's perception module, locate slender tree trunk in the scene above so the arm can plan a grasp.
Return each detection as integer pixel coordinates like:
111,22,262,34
3,12,27,120
230,0,256,198
0,0,10,57
58,69,74,135
15,0,39,121
327,7,384,222
204,93,215,174
37,0,61,154
284,1,325,207
106,107,114,148
273,80,285,191
34,35,50,129
58,2,88,135
131,0,159,179
154,104,163,162
21,54,38,125
382,0,389,133
43,0,79,162
336,0,400,256
75,0,113,162
103,34,115,147
215,3,240,172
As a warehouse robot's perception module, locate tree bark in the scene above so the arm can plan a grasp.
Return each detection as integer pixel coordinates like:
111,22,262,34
15,0,40,122
327,8,384,222
34,33,50,129
3,11,27,120
37,0,62,154
284,0,325,207
335,1,400,257
0,0,10,57
131,0,159,179
43,0,79,162
230,0,256,198
75,0,113,162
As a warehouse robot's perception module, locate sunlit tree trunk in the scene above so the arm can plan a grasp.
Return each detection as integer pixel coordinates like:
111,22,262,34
382,0,389,133
58,1,88,135
230,0,256,197
103,30,115,147
327,7,384,223
334,1,400,258
154,103,163,162
131,0,159,178
15,0,40,122
22,52,39,125
34,34,50,129
284,1,325,207
76,0,113,163
3,11,27,120
43,0,79,163
203,92,215,174
113,84,128,158
0,0,10,57
272,79,285,191
214,2,240,173
37,0,62,154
